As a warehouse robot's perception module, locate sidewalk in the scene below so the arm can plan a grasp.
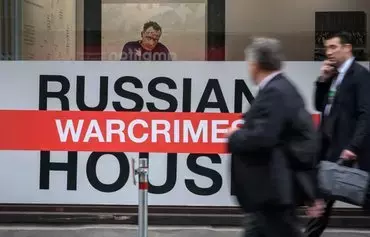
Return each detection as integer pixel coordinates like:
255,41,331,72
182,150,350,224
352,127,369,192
0,225,369,237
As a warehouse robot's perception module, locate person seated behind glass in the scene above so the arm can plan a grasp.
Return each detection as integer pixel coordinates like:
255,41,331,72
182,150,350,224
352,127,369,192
120,21,172,61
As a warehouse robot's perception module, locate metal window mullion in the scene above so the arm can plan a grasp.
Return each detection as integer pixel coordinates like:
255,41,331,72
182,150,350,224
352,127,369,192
12,0,22,60
0,0,3,59
3,0,10,60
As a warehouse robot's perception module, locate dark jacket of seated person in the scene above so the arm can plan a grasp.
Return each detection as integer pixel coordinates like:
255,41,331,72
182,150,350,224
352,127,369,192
120,40,171,61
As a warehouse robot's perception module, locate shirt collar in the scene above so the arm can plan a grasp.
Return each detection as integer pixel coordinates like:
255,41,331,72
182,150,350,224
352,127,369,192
258,71,282,90
338,57,354,74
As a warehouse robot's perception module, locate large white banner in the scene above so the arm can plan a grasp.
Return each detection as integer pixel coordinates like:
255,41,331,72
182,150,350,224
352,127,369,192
0,61,368,206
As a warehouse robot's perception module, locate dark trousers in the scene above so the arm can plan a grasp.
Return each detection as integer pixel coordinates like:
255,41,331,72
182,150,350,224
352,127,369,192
304,200,335,237
243,206,302,237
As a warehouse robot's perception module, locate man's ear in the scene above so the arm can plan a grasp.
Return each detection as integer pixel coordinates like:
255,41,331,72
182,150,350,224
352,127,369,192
141,31,144,37
346,44,353,53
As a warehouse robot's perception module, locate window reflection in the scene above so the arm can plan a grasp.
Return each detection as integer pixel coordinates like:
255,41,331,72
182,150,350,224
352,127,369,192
21,0,77,60
0,0,369,62
225,0,370,61
101,1,207,61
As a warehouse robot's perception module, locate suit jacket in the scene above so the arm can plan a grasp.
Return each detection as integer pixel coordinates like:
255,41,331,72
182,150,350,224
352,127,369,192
315,61,370,171
228,73,317,213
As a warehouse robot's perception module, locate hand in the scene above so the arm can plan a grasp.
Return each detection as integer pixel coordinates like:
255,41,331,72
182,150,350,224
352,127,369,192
306,199,325,218
319,60,336,81
340,149,357,160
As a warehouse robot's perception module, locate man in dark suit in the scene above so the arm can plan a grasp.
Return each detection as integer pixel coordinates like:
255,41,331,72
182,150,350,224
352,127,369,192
304,32,370,237
227,37,323,237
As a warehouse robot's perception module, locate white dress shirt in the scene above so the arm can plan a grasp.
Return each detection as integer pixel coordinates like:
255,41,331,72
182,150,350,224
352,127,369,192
332,57,355,88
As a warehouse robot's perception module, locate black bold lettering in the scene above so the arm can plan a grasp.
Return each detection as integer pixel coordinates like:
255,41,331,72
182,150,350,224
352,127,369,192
234,79,254,113
144,153,177,194
39,75,70,110
39,151,77,190
185,154,222,196
86,152,130,192
113,76,144,111
76,76,108,111
147,77,178,112
182,78,192,112
196,79,228,113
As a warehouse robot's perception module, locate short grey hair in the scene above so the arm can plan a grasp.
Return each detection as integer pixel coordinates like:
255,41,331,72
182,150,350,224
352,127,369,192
245,37,284,71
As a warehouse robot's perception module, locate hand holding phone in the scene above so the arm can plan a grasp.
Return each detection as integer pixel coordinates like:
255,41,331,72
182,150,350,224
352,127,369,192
319,60,337,81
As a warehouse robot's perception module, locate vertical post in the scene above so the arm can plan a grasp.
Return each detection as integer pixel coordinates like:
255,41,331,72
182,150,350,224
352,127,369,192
131,156,148,237
207,0,225,61
138,157,148,237
12,0,22,60
3,0,10,60
83,0,101,60
0,0,3,59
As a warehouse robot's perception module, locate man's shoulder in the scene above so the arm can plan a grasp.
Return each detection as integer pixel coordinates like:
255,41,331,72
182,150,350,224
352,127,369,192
268,74,295,91
259,76,289,98
123,41,140,48
350,61,370,83
352,60,369,73
267,74,304,103
155,42,170,51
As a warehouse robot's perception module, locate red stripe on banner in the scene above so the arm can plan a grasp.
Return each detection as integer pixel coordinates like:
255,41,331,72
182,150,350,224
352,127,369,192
139,182,148,190
0,110,321,154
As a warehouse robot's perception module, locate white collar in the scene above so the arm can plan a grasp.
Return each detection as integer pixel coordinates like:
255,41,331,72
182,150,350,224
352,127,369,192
258,71,282,90
338,57,354,74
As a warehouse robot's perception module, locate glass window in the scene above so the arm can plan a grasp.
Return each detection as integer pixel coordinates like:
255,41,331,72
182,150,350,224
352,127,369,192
3,0,369,62
225,0,370,61
1,0,370,219
22,0,77,60
101,0,207,61
1,0,221,61
1,0,82,61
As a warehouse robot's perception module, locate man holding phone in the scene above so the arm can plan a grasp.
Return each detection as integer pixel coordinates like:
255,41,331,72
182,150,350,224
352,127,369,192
304,31,370,236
